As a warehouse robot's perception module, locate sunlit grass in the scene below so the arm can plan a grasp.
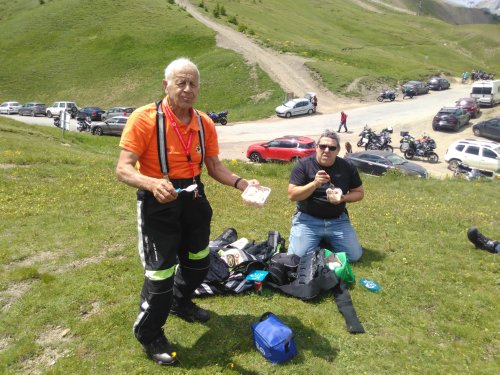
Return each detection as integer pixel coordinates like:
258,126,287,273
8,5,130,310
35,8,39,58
0,119,498,373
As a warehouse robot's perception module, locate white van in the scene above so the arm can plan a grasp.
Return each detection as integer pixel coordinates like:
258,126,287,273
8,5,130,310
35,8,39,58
470,79,500,107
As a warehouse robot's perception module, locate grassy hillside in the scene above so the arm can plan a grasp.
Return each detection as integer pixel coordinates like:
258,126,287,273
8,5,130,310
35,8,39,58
193,0,500,95
0,0,283,120
0,0,499,119
387,0,499,23
1,118,499,373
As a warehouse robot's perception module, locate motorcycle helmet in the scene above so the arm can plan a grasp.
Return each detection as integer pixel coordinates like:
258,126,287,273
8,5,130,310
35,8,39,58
386,127,393,133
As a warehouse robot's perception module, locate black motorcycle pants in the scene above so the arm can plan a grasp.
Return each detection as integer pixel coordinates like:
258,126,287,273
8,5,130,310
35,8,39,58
132,186,212,345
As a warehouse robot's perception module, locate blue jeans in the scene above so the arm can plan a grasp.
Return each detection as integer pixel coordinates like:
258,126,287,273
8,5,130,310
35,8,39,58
288,211,363,262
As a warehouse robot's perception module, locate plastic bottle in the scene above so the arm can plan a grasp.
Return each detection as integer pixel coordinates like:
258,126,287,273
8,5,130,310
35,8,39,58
359,278,382,292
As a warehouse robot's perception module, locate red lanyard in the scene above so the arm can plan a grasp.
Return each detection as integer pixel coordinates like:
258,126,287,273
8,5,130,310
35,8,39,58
163,101,196,179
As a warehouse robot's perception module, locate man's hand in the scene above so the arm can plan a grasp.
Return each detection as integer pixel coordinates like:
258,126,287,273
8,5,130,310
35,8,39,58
151,179,178,203
314,170,331,187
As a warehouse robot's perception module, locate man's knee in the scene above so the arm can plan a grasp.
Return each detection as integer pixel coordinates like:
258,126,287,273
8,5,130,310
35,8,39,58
347,246,363,263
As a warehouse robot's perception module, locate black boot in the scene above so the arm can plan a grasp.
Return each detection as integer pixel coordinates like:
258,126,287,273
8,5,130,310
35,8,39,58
171,299,210,323
467,227,499,253
142,333,177,366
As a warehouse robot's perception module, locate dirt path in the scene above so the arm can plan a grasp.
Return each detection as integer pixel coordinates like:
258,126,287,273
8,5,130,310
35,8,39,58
174,1,499,179
176,0,350,113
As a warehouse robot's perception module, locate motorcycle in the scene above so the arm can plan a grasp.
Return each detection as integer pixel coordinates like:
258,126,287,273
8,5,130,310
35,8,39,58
208,110,228,125
356,125,374,147
77,116,92,132
403,135,438,163
377,89,398,102
365,127,393,151
453,162,494,181
399,131,415,153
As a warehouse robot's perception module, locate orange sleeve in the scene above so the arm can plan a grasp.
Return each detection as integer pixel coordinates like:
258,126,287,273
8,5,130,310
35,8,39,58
119,103,157,157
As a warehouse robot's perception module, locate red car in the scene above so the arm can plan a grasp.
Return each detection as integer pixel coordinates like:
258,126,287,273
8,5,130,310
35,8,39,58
246,135,316,163
455,98,480,119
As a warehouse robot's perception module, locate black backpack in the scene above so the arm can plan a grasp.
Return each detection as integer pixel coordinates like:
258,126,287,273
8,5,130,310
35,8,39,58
265,248,339,300
243,231,286,262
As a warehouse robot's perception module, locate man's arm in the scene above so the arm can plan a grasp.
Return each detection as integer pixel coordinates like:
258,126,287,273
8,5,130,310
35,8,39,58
288,170,330,202
204,155,257,191
115,149,177,203
340,185,364,203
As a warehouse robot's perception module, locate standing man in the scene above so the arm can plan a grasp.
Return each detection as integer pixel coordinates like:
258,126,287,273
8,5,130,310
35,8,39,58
338,111,348,132
287,130,364,262
312,95,318,112
116,57,258,366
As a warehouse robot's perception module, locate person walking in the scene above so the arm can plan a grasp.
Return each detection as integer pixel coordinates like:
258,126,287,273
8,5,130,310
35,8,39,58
116,57,259,366
338,111,348,132
287,129,364,262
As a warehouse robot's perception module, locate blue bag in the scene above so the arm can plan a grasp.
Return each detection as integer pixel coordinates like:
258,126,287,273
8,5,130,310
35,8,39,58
251,312,298,364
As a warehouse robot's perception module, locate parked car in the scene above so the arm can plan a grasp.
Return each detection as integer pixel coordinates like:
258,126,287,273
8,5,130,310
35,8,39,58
0,101,22,114
432,107,470,131
345,150,428,178
46,101,78,118
90,116,128,136
455,97,480,119
427,77,450,91
472,117,500,142
401,81,429,96
246,135,316,162
101,106,135,120
18,102,47,117
77,106,105,121
444,139,500,172
275,98,315,118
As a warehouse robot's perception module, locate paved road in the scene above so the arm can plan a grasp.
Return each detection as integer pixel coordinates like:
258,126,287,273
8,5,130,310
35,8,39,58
4,84,498,178
2,84,472,139
215,84,484,161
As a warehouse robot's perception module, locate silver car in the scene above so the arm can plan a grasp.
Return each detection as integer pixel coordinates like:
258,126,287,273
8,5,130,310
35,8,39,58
91,116,128,136
101,106,135,120
0,101,22,114
275,98,315,118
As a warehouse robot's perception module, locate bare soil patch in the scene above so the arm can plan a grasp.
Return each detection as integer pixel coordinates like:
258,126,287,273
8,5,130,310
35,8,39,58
19,326,72,375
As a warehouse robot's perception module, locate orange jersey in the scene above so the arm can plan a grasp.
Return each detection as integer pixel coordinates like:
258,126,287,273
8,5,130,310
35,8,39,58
119,99,219,179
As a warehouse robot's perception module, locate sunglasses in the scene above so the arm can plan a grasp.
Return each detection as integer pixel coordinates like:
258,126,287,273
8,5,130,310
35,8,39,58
317,144,338,151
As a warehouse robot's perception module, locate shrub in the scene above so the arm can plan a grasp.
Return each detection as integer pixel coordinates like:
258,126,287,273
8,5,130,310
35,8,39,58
228,15,238,25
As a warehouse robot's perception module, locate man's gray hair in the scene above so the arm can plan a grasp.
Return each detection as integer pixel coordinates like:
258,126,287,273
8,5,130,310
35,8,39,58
317,129,340,145
164,57,200,84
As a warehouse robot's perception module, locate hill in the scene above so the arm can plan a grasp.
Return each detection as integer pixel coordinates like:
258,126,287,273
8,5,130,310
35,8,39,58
0,0,499,121
377,0,499,23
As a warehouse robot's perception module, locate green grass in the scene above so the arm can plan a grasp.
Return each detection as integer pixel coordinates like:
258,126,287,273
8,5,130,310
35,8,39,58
0,0,283,121
1,118,499,374
192,0,500,96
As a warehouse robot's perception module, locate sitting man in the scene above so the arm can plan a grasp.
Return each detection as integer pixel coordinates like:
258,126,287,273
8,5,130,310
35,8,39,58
287,129,364,262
